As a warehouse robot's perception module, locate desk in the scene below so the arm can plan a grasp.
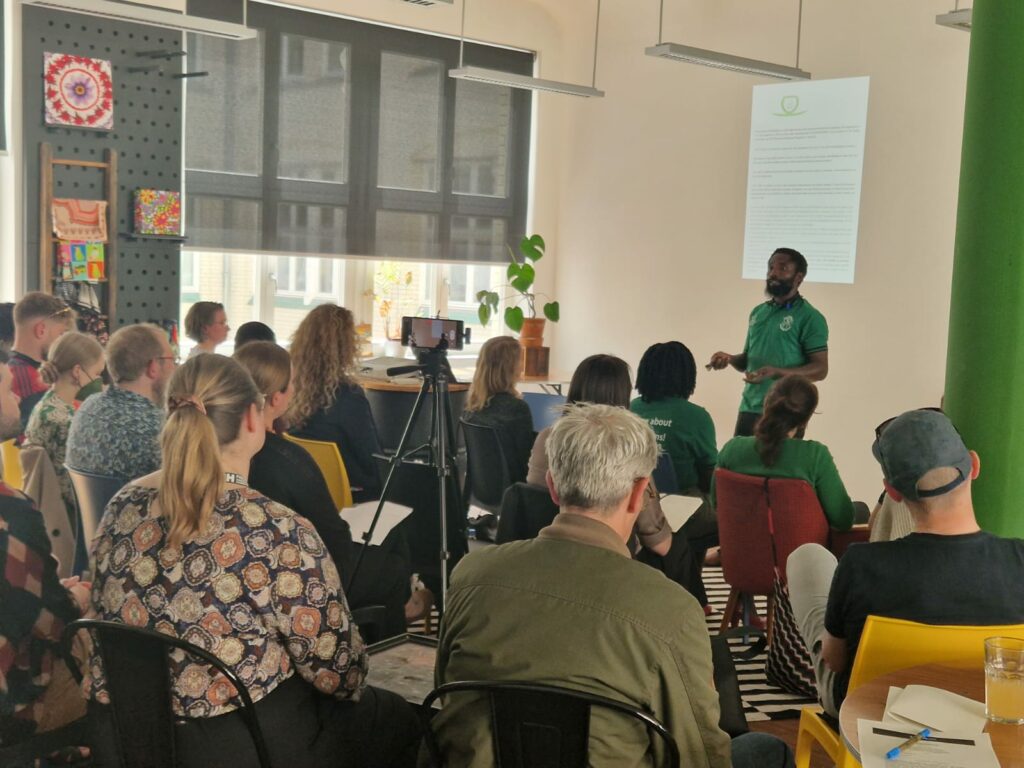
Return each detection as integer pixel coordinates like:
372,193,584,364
839,664,1024,767
360,377,470,454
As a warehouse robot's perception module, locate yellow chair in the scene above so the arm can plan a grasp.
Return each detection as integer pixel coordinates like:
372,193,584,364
1,439,24,491
795,615,1024,768
282,433,354,510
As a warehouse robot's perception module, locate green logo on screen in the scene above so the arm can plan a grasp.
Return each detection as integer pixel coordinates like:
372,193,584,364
774,95,806,117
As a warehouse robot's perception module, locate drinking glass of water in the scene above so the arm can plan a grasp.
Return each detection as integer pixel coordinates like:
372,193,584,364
985,636,1024,724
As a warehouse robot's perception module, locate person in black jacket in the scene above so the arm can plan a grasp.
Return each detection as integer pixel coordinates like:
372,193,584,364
286,305,382,503
235,341,410,639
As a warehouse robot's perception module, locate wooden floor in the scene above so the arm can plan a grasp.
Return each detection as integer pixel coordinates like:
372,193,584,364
750,718,832,768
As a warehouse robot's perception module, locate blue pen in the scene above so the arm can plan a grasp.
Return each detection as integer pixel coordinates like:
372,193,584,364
885,728,932,760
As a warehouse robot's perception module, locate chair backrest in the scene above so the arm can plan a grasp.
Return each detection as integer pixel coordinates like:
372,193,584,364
65,466,125,552
847,615,1024,693
21,445,76,577
422,680,679,768
365,386,467,454
496,482,559,543
61,618,272,768
1,438,24,490
282,433,353,510
460,418,512,512
652,452,680,495
521,392,565,432
714,468,830,595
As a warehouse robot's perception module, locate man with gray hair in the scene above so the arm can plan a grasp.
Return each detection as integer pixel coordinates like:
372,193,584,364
788,408,1024,717
66,323,177,480
432,404,793,767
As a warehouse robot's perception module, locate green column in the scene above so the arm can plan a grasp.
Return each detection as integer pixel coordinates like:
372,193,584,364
945,0,1024,537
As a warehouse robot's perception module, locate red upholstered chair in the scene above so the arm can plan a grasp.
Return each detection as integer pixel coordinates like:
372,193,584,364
714,468,831,637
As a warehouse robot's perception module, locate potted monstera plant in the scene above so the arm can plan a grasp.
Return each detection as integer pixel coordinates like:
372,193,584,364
476,234,559,375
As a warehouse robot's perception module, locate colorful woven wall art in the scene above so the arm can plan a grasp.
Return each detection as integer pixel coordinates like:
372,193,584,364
134,189,182,236
44,52,114,130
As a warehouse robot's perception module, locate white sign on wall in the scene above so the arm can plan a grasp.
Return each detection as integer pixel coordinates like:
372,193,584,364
742,76,870,284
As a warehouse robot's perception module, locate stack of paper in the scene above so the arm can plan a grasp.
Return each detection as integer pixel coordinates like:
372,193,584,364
341,501,413,546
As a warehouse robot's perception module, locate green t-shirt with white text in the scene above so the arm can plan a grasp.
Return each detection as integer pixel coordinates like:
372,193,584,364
740,295,828,414
630,396,718,492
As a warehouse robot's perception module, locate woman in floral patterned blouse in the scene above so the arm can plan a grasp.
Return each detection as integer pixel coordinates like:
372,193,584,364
24,330,104,514
85,354,420,768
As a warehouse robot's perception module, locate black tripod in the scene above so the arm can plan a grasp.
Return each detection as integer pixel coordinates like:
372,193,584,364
345,349,463,609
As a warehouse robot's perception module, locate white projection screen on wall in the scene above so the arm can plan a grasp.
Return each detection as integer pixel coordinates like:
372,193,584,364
742,76,870,284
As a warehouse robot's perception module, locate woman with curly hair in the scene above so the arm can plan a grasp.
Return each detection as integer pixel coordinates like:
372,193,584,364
288,304,382,503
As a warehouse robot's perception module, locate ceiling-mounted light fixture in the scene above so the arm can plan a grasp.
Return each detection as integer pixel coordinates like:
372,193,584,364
449,0,605,98
21,0,258,40
396,0,453,6
936,2,971,32
646,0,811,81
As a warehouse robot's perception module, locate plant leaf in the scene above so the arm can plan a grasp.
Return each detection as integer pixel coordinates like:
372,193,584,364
520,234,546,262
510,263,535,294
543,301,560,322
475,289,490,302
504,306,525,333
507,262,522,282
478,304,491,326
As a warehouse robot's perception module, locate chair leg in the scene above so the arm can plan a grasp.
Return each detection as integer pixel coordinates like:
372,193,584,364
719,588,741,634
766,592,776,646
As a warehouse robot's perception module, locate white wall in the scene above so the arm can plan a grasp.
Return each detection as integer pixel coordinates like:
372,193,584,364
549,0,970,501
0,0,23,300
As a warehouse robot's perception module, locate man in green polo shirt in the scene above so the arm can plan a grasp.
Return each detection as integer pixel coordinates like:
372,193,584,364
708,248,829,436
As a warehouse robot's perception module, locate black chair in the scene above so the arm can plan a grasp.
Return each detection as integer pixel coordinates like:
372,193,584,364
366,386,468,454
652,452,681,495
459,419,511,516
421,680,680,768
350,604,388,645
495,482,559,544
61,619,272,768
65,466,124,553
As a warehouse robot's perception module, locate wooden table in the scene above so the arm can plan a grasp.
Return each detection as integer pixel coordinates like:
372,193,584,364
839,663,1024,767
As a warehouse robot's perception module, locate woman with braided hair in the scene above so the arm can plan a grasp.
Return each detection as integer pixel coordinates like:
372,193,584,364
85,354,420,768
712,374,856,531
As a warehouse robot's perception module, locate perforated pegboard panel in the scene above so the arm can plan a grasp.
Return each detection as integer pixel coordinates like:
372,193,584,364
22,7,182,328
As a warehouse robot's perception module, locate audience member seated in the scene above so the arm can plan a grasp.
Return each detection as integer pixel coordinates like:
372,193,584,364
0,352,89,748
235,341,411,639
66,324,175,481
84,354,420,768
527,354,704,604
462,335,534,485
24,331,105,517
787,409,1024,718
713,375,857,532
434,404,794,768
288,304,382,503
233,320,276,348
9,292,73,429
184,301,229,358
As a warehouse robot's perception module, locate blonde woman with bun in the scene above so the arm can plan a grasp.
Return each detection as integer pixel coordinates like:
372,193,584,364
464,335,534,484
86,354,420,768
24,330,104,513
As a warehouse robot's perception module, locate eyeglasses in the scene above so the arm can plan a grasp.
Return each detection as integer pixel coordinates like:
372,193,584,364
153,355,181,366
874,406,945,441
47,307,73,320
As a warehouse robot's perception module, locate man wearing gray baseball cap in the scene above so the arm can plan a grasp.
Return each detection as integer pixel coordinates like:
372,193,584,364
785,408,1024,717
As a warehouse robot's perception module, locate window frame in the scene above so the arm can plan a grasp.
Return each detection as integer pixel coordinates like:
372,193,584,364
184,3,533,264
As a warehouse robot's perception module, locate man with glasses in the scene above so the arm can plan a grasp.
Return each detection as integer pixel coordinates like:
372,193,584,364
786,409,1024,717
66,324,177,481
8,292,73,429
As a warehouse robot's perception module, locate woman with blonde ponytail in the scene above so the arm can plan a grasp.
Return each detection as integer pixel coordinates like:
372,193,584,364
87,354,421,768
24,330,104,513
713,375,857,531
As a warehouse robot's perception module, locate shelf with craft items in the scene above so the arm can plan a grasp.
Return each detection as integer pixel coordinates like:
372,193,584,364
38,142,118,330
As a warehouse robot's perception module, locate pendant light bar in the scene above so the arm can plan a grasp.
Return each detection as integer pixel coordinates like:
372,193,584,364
936,9,972,31
449,0,605,98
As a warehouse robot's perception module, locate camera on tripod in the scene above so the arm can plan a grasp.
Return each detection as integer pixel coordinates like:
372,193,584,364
400,316,471,352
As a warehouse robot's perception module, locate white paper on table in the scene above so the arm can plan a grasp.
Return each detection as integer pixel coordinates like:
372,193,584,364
882,687,930,729
856,719,999,768
888,684,987,734
660,494,704,532
341,501,413,546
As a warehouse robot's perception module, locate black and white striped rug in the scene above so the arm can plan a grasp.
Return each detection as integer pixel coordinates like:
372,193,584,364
408,565,815,721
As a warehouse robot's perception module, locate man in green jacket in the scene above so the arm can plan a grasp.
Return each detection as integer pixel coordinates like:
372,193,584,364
431,404,794,767
708,248,829,437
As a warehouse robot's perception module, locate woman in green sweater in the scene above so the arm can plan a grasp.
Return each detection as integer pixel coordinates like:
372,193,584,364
713,375,856,531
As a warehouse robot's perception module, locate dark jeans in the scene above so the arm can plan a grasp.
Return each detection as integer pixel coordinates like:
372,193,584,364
734,411,761,437
731,732,795,768
87,676,421,768
347,529,413,640
637,502,719,606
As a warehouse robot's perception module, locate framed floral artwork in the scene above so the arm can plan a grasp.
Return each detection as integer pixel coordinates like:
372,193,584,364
134,189,182,236
44,52,114,130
